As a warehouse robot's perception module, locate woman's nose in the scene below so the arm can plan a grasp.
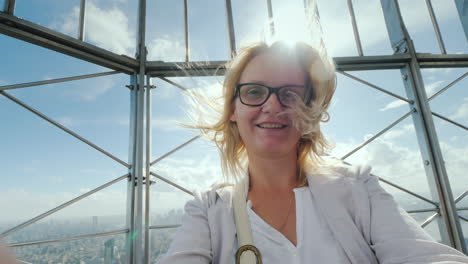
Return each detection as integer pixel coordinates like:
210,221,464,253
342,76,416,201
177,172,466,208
262,93,283,113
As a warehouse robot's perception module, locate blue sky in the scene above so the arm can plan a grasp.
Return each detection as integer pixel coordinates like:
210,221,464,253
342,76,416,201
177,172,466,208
0,0,467,243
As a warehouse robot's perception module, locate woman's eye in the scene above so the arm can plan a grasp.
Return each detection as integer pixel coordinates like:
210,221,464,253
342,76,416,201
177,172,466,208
246,87,265,97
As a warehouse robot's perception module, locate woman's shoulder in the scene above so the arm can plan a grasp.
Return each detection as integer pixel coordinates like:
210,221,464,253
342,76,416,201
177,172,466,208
191,182,235,210
308,161,374,185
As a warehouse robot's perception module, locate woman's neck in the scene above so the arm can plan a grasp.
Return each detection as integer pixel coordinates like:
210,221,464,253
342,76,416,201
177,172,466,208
247,151,299,194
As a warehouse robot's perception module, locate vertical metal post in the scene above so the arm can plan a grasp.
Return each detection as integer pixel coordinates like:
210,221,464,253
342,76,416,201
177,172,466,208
126,74,138,264
266,0,275,37
144,76,152,264
424,0,446,54
225,0,237,57
455,0,468,42
3,0,16,15
78,0,86,41
347,0,364,56
183,0,190,62
381,0,466,253
125,0,148,263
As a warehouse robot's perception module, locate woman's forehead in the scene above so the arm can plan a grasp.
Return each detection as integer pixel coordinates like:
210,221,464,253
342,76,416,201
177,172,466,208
239,53,306,86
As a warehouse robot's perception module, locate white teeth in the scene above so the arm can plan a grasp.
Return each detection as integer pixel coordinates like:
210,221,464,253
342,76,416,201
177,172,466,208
258,123,284,128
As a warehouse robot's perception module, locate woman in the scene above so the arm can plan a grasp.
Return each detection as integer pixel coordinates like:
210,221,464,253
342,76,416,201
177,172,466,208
158,42,468,263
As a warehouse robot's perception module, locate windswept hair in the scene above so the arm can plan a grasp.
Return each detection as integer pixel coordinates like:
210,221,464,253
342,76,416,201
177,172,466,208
189,41,337,185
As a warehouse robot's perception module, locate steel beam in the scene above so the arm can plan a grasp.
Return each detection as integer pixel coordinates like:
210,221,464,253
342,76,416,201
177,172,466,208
381,0,466,253
150,135,200,166
425,0,446,54
3,0,15,15
225,0,237,57
145,53,468,77
266,0,275,37
78,0,86,41
1,174,129,237
126,75,138,264
347,0,363,56
149,224,181,230
149,171,194,196
183,0,189,62
0,13,137,74
0,71,120,92
144,76,152,264
455,0,468,42
126,0,148,262
0,91,130,168
9,229,129,247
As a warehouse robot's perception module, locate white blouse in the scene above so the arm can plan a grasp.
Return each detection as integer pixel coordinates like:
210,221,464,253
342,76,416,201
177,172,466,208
242,187,349,263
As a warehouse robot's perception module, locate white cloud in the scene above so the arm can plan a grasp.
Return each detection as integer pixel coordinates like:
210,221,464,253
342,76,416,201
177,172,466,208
332,126,468,202
115,116,187,131
381,124,415,140
425,80,445,97
152,155,222,193
449,97,468,122
147,37,185,62
54,2,134,56
379,99,408,111
61,76,115,102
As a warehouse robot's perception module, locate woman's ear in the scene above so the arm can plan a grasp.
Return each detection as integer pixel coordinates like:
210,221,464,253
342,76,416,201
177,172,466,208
230,111,237,122
229,104,237,122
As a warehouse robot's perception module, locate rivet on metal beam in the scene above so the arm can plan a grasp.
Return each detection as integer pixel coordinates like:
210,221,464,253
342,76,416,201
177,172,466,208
402,74,408,80
424,160,430,166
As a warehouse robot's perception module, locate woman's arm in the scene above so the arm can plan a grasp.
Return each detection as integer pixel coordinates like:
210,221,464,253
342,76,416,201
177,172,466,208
157,191,212,264
362,169,468,264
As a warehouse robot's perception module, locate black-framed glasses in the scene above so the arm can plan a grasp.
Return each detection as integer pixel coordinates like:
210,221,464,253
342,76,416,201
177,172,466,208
235,83,308,108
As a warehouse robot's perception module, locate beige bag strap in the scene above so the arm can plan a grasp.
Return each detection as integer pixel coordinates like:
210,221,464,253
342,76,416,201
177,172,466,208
233,176,262,264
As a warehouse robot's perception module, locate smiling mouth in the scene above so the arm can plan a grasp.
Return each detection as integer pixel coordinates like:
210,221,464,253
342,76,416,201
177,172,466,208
256,123,287,129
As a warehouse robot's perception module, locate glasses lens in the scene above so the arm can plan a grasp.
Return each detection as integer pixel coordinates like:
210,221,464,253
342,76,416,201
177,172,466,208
278,87,305,107
239,84,269,105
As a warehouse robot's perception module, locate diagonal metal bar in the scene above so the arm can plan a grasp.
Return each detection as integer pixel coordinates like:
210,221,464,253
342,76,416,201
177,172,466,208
339,159,437,206
0,71,120,92
421,212,440,228
424,0,446,54
455,190,468,204
337,70,411,103
407,208,438,214
428,72,467,101
149,171,194,196
8,229,129,247
341,110,413,160
377,176,438,206
0,91,130,168
158,77,188,92
149,224,181,230
460,216,468,222
347,0,363,56
432,111,468,131
1,174,130,237
150,135,201,166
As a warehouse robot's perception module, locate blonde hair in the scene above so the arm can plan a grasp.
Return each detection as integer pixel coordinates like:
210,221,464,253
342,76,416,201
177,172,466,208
194,41,336,185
